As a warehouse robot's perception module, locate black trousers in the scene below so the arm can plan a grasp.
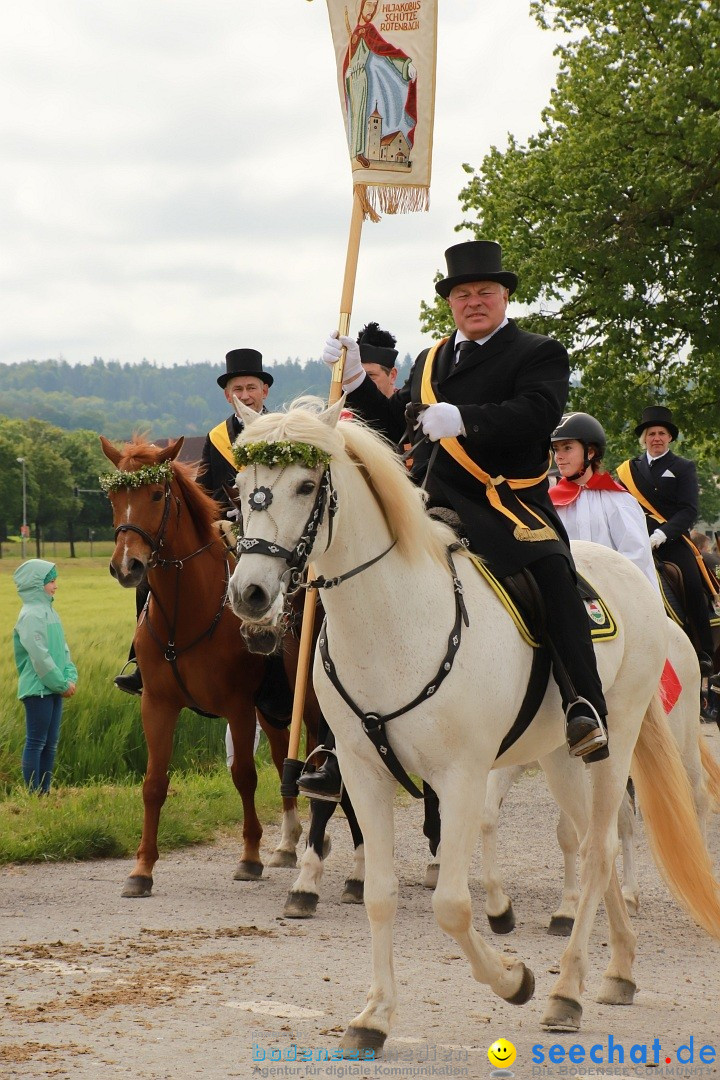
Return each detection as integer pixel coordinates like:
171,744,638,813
655,539,714,656
528,554,607,717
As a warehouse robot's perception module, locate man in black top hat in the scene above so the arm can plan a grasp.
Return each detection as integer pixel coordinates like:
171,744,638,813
198,348,273,506
321,239,610,763
617,406,718,674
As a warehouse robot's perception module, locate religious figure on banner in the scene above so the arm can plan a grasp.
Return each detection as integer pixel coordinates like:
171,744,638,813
343,0,418,169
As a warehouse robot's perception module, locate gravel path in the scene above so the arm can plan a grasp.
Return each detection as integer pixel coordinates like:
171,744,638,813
2,727,719,1080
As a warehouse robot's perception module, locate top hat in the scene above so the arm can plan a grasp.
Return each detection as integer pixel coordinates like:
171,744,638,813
435,240,518,299
217,349,273,389
633,405,679,440
357,322,398,370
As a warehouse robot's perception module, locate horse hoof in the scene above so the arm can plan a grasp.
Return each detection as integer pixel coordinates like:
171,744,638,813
423,862,439,889
121,875,153,898
340,1025,387,1058
541,994,583,1031
341,878,364,904
547,914,574,937
597,976,636,1006
488,904,515,934
233,860,263,881
283,891,319,918
504,963,535,1005
268,849,297,869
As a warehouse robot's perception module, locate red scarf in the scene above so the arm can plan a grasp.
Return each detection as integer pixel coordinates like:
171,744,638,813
550,471,626,507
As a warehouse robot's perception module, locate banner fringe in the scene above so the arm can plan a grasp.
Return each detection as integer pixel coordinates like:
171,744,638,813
354,184,430,221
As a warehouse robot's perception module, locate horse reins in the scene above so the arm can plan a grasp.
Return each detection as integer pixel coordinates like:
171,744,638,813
118,476,231,715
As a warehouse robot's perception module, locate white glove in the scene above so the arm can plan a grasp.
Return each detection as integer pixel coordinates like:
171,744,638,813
419,402,465,441
649,529,667,549
226,506,241,521
322,332,365,389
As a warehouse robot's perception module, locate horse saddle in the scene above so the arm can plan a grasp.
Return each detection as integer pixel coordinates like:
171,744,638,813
656,556,720,641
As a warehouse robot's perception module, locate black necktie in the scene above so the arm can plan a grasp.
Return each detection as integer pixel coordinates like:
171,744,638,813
455,340,478,365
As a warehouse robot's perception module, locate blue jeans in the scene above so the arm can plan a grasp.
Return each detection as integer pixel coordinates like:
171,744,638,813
22,695,63,793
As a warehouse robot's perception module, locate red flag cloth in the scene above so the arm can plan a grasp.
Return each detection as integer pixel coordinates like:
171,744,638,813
549,471,627,507
659,659,682,714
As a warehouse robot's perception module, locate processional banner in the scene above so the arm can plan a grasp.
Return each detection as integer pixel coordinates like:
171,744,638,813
325,0,438,218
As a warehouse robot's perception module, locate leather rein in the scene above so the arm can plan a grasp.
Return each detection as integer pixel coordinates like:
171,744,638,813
115,479,230,714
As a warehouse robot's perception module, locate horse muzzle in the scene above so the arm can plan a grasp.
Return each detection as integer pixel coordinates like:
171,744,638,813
109,555,148,589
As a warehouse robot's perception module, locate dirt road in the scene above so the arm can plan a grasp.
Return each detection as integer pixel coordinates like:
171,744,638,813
2,728,720,1080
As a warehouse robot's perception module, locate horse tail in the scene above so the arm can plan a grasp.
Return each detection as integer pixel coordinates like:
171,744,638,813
699,735,720,810
631,694,720,940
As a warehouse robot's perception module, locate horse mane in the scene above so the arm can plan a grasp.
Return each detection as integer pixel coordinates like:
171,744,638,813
235,398,458,569
116,438,220,540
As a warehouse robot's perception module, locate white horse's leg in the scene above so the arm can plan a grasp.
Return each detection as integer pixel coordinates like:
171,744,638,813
595,861,638,1006
432,778,535,1006
339,768,399,1058
481,764,526,933
540,752,634,1031
548,808,581,936
617,790,639,914
268,804,303,868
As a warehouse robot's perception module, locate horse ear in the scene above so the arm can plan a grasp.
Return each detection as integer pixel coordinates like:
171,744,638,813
233,398,261,428
157,437,185,463
99,435,123,466
319,396,346,428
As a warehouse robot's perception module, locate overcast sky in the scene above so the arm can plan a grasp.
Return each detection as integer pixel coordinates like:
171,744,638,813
1,1,562,371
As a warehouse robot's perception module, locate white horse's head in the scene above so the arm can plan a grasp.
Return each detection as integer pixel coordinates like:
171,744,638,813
228,398,346,626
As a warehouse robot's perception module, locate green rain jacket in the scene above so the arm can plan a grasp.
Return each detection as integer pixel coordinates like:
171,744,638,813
13,559,78,700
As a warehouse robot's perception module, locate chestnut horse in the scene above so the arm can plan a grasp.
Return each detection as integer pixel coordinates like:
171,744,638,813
100,435,312,897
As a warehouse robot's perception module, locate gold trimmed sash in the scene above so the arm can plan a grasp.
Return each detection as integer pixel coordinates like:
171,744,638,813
617,460,719,596
420,340,557,542
208,420,237,469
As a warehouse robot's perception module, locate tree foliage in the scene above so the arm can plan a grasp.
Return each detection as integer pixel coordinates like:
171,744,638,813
421,0,720,487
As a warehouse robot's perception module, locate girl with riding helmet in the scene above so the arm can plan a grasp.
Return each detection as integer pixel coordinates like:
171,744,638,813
549,412,658,590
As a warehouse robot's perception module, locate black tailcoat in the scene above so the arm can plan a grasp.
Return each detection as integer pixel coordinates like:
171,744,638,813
349,320,571,576
198,414,243,508
627,451,699,541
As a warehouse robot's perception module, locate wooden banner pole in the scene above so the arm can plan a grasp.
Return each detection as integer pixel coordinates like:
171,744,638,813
281,190,365,791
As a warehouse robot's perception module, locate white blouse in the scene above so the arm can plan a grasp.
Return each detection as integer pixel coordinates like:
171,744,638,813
556,488,659,591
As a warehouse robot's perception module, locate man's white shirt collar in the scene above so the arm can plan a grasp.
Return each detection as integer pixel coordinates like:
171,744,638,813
456,317,508,348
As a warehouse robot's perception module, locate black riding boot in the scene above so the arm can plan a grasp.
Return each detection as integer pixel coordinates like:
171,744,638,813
297,729,343,802
114,659,143,696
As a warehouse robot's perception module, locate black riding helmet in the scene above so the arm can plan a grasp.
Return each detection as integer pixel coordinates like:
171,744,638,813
550,412,607,481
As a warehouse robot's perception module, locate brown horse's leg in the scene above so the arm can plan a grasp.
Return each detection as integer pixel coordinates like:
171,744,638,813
259,716,303,868
122,696,178,898
228,707,266,880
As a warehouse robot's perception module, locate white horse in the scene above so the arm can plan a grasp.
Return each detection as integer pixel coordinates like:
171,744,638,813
451,618,720,934
227,399,720,1051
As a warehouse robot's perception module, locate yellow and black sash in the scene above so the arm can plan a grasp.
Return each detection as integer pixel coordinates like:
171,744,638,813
420,339,557,543
208,419,236,469
616,459,719,597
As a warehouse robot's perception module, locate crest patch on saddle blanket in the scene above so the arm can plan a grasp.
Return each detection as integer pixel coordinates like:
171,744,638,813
468,555,618,646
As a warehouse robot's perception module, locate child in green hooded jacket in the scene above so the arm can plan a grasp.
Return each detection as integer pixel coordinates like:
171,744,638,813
13,559,78,793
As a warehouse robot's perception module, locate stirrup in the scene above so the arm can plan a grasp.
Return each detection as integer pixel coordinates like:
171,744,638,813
565,697,607,759
297,746,344,804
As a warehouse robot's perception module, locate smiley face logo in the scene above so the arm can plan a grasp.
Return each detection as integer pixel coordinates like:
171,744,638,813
488,1038,516,1069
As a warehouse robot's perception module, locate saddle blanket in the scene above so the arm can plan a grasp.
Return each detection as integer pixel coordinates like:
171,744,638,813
469,555,681,714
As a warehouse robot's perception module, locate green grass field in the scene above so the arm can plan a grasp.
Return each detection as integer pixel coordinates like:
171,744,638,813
0,559,284,863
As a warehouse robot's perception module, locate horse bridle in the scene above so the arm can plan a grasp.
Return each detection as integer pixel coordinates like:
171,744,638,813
113,474,228,714
236,464,338,593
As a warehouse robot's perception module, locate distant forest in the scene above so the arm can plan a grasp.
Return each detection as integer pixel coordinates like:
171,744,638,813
0,355,413,440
